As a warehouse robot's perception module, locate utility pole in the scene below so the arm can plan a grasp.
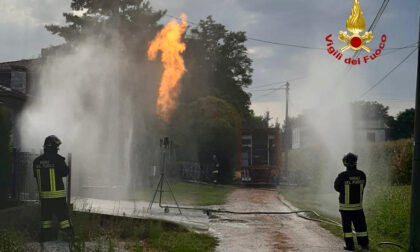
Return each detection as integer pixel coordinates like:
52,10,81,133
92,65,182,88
284,82,290,179
409,15,420,252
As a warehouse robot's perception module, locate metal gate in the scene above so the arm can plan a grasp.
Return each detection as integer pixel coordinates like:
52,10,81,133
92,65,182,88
11,149,39,201
180,161,214,183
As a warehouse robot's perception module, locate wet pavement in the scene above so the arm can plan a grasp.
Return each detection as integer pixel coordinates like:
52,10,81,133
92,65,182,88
209,188,344,252
73,188,344,251
72,197,209,230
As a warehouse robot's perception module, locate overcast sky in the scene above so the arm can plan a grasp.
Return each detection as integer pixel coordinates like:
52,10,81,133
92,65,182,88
0,0,418,122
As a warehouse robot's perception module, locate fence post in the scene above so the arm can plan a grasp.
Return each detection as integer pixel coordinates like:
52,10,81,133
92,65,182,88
67,153,72,206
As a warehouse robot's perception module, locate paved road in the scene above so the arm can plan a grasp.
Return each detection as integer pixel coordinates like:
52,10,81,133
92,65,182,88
209,188,344,252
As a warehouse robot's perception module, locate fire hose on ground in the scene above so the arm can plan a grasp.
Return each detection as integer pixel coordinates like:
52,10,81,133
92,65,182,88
156,190,405,250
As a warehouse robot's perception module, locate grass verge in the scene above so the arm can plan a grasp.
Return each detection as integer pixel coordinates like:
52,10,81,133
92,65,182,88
0,204,218,251
280,185,410,252
134,181,234,206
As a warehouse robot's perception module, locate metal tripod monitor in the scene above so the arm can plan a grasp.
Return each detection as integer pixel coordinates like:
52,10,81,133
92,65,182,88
147,137,182,214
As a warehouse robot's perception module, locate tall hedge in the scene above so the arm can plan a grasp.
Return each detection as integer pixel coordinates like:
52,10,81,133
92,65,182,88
359,139,413,185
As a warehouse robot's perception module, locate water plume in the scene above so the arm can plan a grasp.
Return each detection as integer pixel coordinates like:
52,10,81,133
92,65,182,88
17,34,159,199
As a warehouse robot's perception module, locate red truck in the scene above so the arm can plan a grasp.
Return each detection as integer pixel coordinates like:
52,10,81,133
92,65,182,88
239,128,281,187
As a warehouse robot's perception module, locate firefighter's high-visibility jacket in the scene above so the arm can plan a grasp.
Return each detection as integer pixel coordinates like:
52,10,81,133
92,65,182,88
33,153,69,199
334,168,366,211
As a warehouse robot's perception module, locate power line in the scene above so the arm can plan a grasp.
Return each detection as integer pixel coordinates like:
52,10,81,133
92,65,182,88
377,44,419,58
250,87,287,92
247,82,287,90
252,89,281,100
350,0,390,61
246,37,323,50
384,42,419,50
165,14,324,50
358,47,418,98
166,12,415,54
165,14,198,26
246,76,307,90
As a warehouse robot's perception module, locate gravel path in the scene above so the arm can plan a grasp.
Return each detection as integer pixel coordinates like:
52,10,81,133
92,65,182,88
209,188,344,252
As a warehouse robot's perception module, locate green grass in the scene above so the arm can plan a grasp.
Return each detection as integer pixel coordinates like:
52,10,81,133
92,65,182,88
71,212,217,251
0,230,24,252
364,185,410,251
134,181,234,206
280,185,410,252
0,205,218,251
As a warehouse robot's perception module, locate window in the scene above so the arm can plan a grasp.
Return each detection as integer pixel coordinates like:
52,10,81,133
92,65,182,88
242,138,251,145
11,71,27,93
241,150,250,167
0,71,11,87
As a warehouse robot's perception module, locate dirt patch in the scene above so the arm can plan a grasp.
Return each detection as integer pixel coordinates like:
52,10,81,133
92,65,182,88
271,231,294,251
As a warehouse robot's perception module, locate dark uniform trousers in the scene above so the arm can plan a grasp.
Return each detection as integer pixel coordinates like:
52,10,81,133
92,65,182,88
340,209,369,249
40,198,72,241
334,168,369,249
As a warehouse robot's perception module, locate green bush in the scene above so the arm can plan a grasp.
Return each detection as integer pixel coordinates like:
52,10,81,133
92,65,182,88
358,139,413,185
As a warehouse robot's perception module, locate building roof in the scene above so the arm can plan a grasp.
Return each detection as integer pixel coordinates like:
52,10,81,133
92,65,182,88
0,58,41,69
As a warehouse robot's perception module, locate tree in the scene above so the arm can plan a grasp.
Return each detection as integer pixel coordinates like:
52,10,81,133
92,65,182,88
46,3,259,184
351,101,394,126
246,110,278,129
45,0,165,57
393,108,415,139
177,96,241,183
181,16,253,121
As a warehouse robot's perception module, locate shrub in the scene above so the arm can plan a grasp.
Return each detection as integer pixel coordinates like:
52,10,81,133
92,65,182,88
358,139,413,185
0,230,23,252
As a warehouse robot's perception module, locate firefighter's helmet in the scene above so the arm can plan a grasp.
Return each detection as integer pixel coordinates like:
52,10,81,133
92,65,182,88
342,152,357,167
44,135,62,150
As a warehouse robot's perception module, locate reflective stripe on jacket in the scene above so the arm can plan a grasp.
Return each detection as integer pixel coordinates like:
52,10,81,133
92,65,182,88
334,168,366,211
33,152,68,199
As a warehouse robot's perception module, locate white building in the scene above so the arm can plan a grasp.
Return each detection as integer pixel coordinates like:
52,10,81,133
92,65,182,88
354,119,389,144
291,119,389,150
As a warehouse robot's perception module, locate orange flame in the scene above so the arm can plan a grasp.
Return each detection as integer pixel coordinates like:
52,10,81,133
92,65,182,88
147,14,188,123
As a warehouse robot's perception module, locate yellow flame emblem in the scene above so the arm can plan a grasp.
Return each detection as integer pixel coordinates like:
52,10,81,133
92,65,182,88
338,0,374,52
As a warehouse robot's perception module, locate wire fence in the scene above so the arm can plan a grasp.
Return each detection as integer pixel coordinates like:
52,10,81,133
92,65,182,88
9,149,71,203
10,149,38,201
180,161,215,183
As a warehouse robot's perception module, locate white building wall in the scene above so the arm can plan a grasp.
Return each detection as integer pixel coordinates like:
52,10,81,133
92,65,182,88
354,129,386,143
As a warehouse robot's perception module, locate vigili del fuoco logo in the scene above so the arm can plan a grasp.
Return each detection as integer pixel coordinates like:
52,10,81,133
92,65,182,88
325,0,387,65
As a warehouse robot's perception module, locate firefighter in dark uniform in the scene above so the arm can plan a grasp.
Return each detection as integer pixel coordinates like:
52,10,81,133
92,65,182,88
211,154,219,184
33,135,73,242
334,153,369,251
